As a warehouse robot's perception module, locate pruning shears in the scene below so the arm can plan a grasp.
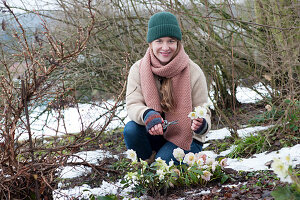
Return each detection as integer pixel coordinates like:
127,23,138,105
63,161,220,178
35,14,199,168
162,120,178,132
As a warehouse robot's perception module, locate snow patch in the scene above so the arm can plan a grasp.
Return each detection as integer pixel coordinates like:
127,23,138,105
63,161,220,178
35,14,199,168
226,144,300,171
53,180,134,200
57,150,118,179
206,125,272,141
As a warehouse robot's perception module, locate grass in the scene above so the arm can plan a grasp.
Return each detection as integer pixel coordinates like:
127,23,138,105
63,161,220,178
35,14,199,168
227,99,300,159
248,106,284,125
227,133,269,158
205,136,235,154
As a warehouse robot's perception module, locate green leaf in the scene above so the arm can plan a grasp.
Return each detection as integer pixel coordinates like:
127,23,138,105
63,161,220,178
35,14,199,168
190,168,203,175
293,126,299,132
96,195,119,200
271,186,296,200
89,194,95,200
284,99,291,104
84,137,92,141
185,175,190,186
189,172,198,183
221,174,229,184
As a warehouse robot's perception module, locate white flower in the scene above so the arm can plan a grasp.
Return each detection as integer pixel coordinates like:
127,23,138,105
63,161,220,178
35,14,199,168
169,160,174,167
195,152,207,163
156,169,165,181
159,174,164,181
212,161,219,172
173,148,185,162
203,102,213,108
206,158,214,166
281,176,293,184
203,165,209,169
183,152,196,166
283,155,291,165
195,106,207,118
271,157,291,183
155,157,167,169
196,157,204,167
272,158,286,175
220,158,227,168
156,169,165,176
125,172,139,184
201,170,212,181
125,149,137,162
140,159,148,172
188,111,197,120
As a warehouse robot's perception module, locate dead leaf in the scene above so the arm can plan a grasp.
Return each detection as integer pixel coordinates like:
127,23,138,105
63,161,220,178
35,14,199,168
265,160,273,169
224,192,232,198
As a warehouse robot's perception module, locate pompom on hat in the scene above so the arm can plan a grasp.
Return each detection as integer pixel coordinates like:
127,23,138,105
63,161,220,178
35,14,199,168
147,12,182,43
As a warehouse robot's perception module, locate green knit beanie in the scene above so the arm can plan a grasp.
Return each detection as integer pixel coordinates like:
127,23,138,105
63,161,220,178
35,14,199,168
147,12,182,43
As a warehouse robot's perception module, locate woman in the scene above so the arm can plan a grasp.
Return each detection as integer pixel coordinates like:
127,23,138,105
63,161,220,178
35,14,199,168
123,12,211,165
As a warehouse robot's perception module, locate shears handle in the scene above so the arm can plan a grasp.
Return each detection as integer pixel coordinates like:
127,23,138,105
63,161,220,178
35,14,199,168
162,120,168,132
162,120,178,132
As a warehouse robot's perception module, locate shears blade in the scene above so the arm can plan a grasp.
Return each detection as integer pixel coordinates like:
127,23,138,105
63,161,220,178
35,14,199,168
162,120,178,131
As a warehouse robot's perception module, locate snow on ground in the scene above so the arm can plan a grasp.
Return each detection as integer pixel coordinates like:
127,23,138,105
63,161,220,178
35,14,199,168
205,125,272,141
16,100,129,141
54,181,134,200
54,149,134,199
52,126,300,199
226,144,300,171
235,83,272,104
209,82,271,108
201,144,300,172
58,150,118,179
13,84,295,199
203,128,300,171
16,82,270,141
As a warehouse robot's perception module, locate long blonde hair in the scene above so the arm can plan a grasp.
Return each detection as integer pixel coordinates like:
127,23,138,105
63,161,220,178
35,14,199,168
159,41,181,112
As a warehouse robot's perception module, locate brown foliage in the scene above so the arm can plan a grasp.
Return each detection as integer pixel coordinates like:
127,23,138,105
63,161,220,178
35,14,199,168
0,1,119,199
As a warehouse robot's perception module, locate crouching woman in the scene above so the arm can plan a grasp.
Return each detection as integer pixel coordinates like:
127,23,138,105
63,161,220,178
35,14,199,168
123,12,211,165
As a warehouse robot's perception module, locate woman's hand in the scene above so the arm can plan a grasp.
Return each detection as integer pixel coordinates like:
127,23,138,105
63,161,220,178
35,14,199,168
191,118,208,135
191,118,204,131
143,109,164,135
149,122,164,135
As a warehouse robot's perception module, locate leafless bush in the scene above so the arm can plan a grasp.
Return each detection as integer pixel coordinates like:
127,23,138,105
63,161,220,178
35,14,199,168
43,0,298,134
0,0,129,198
0,0,298,197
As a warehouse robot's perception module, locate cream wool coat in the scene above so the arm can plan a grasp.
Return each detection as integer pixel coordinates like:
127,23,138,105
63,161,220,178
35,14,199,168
126,59,211,143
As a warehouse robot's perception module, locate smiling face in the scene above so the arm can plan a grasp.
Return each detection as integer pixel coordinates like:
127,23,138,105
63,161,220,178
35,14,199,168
150,37,178,65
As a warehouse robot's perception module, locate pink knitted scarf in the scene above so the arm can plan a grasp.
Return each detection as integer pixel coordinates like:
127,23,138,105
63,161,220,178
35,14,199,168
139,45,193,150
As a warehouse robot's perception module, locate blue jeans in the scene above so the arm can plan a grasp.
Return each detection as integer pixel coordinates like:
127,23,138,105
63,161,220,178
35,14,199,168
123,120,203,165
